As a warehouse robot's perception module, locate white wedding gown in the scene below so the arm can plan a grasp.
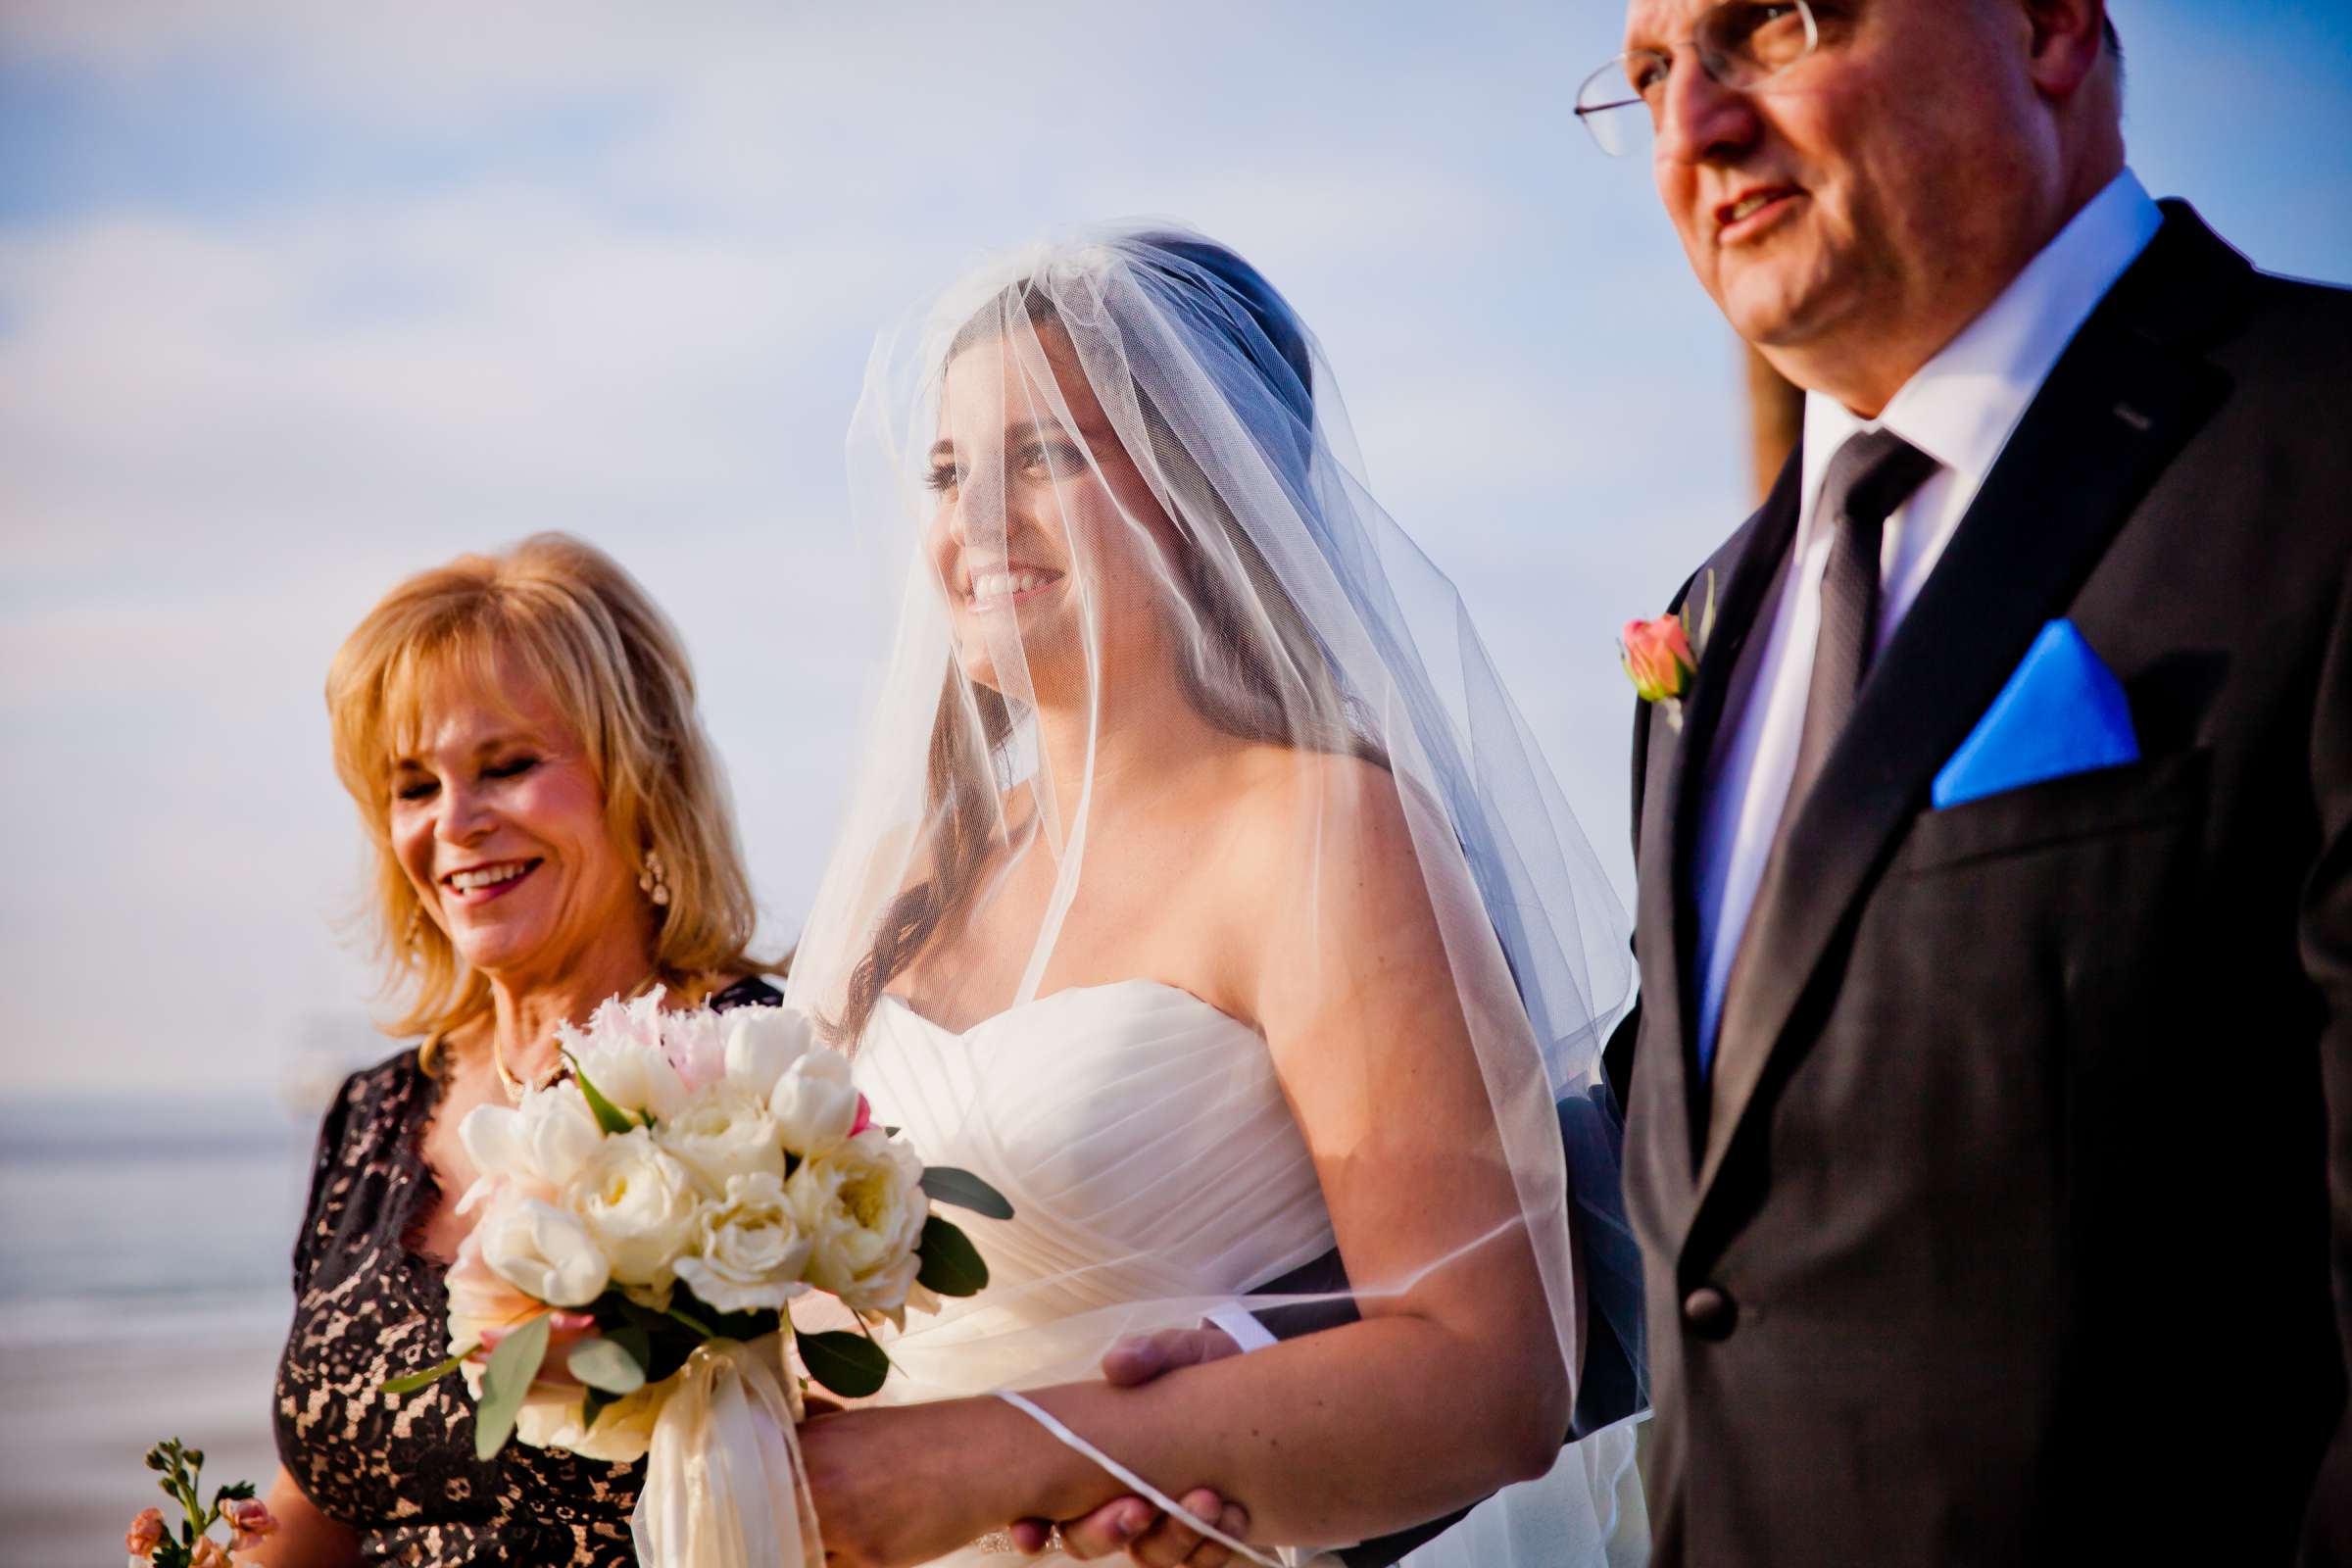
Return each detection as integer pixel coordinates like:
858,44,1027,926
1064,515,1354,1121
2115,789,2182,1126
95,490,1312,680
851,980,1647,1568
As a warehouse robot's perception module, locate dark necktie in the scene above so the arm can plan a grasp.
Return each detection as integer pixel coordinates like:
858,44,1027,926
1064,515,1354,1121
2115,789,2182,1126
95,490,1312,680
1783,428,1940,811
1703,428,1938,1085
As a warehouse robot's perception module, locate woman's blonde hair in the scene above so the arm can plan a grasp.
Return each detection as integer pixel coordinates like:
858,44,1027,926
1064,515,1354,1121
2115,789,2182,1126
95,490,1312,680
327,532,773,1062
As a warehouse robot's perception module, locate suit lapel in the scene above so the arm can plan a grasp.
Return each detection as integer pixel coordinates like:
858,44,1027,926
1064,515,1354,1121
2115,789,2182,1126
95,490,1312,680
1689,205,2251,1214
1638,455,1803,1176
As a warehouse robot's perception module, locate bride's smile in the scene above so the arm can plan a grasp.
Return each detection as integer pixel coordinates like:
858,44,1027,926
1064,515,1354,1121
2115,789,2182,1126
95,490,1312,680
922,328,1188,706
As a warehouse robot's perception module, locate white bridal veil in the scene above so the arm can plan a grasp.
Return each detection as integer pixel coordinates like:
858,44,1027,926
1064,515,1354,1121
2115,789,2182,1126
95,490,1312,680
786,227,1643,1564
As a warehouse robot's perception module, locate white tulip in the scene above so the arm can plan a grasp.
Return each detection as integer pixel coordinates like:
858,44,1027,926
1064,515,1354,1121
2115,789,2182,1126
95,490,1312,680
563,1128,702,1292
458,1102,530,1183
523,1091,603,1188
785,1129,928,1321
656,1086,786,1195
769,1048,862,1157
722,1006,814,1099
479,1196,612,1307
567,1029,689,1123
674,1171,812,1316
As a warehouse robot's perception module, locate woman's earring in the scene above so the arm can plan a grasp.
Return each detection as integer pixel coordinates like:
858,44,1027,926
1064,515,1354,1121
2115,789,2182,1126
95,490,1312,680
639,848,672,908
404,904,424,948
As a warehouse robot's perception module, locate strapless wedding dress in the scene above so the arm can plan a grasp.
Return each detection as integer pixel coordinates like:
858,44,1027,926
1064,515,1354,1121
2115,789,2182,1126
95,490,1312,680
852,979,1645,1568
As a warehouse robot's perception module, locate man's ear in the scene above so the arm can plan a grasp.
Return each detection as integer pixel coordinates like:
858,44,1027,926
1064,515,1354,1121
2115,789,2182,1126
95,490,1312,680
2020,0,2109,99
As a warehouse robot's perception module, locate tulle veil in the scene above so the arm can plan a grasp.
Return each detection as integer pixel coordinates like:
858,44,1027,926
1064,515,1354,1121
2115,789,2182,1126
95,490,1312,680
784,225,1645,1565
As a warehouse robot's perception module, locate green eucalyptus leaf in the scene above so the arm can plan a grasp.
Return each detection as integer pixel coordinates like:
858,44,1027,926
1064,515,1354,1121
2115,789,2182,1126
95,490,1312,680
567,1335,648,1396
797,1329,890,1398
608,1324,653,1374
918,1165,1014,1221
381,1348,472,1395
566,1056,638,1137
915,1214,990,1297
473,1314,552,1461
580,1386,617,1432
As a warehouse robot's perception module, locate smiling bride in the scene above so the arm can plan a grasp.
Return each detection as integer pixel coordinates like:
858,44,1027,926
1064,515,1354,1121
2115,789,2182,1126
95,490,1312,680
780,230,1645,1568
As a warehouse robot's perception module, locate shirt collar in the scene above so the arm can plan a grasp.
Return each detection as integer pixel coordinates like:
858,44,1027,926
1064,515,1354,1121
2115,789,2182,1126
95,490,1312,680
1799,169,2164,520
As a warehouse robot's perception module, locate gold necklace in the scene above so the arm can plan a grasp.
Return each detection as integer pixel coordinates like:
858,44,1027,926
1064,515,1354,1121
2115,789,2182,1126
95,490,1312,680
492,971,665,1106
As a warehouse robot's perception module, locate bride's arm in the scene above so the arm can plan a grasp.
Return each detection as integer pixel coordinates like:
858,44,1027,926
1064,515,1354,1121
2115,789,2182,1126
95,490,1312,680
801,767,1575,1565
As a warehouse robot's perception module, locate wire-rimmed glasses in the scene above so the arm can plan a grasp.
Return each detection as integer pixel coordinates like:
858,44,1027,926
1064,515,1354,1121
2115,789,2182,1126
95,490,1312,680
1574,0,1821,157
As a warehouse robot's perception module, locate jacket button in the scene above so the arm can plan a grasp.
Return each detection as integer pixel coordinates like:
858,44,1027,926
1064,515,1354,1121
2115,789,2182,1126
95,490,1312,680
1682,1285,1737,1340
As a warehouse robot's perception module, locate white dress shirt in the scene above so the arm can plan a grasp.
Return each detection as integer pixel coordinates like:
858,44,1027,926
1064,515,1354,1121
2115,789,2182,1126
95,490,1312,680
1690,170,2165,1061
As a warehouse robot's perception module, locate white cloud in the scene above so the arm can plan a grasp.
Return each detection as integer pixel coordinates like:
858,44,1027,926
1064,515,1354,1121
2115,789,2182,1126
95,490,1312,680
10,0,2345,1092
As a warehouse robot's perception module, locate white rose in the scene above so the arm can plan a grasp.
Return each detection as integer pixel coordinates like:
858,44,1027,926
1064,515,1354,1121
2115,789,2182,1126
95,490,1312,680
674,1171,813,1315
562,1128,701,1291
568,1023,689,1123
655,1085,786,1194
478,1196,611,1306
722,1005,814,1099
769,1047,862,1157
513,1375,671,1464
785,1129,927,1320
460,1090,603,1190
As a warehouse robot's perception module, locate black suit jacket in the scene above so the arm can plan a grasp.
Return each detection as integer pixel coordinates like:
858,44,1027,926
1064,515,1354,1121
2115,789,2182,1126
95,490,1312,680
1620,202,2352,1565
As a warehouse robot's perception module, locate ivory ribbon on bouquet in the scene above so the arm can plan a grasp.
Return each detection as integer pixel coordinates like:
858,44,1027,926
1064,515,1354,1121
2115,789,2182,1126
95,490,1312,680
632,1337,822,1568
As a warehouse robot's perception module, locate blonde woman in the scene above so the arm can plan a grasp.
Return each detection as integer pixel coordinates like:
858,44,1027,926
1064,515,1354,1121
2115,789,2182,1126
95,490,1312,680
258,534,779,1566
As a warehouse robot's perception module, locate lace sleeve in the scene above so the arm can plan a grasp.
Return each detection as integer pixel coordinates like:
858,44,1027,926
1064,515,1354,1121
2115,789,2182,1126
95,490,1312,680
291,1069,364,1297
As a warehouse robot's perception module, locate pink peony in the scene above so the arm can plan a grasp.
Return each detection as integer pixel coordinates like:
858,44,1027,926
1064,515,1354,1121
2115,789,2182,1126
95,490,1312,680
222,1495,279,1550
662,1008,729,1094
125,1506,166,1556
1620,612,1696,705
189,1538,230,1568
849,1093,874,1141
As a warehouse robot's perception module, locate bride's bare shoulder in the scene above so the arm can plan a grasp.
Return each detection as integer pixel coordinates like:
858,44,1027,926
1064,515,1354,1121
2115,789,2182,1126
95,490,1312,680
1222,744,1430,901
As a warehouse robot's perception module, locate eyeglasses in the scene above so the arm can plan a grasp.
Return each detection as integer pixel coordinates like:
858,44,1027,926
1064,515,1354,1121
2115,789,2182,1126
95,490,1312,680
1574,0,1821,157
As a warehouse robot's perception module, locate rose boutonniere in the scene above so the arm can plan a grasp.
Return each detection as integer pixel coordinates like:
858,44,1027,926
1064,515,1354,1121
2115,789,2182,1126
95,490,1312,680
1620,570,1718,733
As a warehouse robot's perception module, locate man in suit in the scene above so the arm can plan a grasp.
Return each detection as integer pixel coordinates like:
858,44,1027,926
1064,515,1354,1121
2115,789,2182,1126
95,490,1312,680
1602,0,2351,1561
1019,3,2350,1563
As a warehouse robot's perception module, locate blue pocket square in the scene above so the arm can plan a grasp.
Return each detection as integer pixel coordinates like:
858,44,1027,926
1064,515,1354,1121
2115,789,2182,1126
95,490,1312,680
1931,620,2139,808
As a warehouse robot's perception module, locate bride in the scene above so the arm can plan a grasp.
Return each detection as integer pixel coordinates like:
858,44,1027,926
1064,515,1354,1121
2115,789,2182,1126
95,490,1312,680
782,229,1643,1567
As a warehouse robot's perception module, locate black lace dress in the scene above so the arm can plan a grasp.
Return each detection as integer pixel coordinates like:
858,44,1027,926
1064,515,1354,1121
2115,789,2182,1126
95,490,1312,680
273,978,782,1565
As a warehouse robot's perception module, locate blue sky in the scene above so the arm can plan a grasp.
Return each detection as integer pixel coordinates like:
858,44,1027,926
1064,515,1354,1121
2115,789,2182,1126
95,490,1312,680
4,1,2348,1093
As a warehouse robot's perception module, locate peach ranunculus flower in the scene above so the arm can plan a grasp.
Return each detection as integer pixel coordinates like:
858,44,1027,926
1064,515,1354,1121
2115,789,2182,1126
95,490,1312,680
444,1220,544,1381
222,1495,279,1551
188,1537,230,1568
125,1505,166,1556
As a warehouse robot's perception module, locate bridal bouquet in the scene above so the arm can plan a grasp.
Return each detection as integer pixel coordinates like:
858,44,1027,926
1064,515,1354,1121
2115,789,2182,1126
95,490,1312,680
386,990,1007,1567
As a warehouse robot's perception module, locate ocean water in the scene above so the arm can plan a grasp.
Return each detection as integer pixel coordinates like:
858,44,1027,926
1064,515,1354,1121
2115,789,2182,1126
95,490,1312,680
0,1093,321,1563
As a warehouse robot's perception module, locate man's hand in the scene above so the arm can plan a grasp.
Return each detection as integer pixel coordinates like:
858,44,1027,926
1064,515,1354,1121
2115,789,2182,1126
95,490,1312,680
1049,1489,1252,1565
1099,1325,1243,1387
1009,1326,1249,1563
